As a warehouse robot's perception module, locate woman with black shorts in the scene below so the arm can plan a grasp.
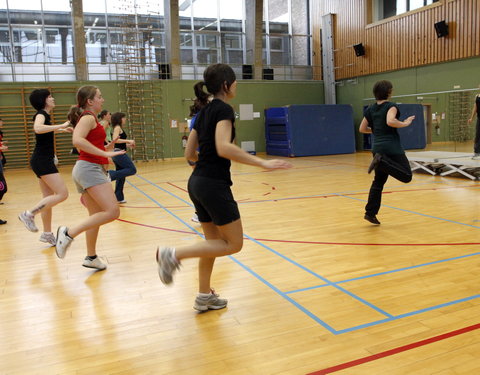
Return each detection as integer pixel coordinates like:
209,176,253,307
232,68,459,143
156,64,292,312
18,89,72,245
467,87,480,159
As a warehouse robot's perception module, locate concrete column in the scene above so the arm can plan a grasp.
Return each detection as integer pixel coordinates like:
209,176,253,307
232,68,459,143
70,0,88,80
164,0,181,79
245,0,263,79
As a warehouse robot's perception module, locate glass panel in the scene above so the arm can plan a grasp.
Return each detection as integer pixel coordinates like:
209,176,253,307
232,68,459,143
192,0,218,31
7,0,42,25
268,0,288,23
219,0,242,22
44,27,73,64
85,28,107,63
409,0,425,11
195,33,218,64
396,0,407,14
0,27,12,63
42,0,70,12
180,31,193,63
292,35,309,65
221,33,242,64
270,35,288,65
84,0,106,28
11,27,45,63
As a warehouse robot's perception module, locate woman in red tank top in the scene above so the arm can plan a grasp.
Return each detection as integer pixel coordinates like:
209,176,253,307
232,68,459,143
54,86,125,270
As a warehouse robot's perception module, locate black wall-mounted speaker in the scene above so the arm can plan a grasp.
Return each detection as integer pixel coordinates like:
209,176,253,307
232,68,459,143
263,68,274,80
434,20,449,38
353,43,365,57
242,64,253,79
158,63,171,79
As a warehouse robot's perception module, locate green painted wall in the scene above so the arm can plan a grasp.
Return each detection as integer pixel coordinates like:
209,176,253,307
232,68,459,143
336,56,480,149
0,79,324,164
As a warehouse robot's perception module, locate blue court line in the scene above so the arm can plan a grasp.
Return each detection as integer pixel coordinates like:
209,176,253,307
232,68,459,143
337,193,480,229
126,174,478,334
285,250,480,294
129,175,393,318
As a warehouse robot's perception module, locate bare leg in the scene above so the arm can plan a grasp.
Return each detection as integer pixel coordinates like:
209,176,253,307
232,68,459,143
67,182,119,238
175,219,244,261
31,173,69,231
80,192,102,257
197,222,221,294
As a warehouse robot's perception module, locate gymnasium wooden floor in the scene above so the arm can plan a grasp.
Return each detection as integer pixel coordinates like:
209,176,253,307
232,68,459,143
1,151,480,375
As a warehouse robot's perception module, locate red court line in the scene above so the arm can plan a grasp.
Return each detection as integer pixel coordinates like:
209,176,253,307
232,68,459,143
307,322,480,375
117,218,480,246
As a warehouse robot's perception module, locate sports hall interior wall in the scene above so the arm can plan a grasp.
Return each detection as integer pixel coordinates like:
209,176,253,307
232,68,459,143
338,56,480,150
0,80,324,169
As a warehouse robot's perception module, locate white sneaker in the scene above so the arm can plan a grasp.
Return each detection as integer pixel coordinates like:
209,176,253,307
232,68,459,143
191,213,199,223
194,289,228,312
18,211,38,232
39,232,56,246
55,226,73,259
118,200,127,204
472,154,480,160
82,256,107,270
156,246,180,285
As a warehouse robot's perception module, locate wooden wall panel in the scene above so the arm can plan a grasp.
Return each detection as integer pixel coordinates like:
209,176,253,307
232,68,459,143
311,0,480,80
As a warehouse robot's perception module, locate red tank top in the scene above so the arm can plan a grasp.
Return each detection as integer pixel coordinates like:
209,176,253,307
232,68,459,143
78,111,108,165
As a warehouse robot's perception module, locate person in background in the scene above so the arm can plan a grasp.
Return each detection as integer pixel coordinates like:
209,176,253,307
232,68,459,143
0,122,7,224
359,80,415,225
98,110,112,143
18,89,72,245
467,87,480,160
55,86,125,270
155,63,292,312
107,112,136,204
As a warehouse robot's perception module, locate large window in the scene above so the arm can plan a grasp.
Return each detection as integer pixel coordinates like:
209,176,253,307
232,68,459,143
373,0,439,22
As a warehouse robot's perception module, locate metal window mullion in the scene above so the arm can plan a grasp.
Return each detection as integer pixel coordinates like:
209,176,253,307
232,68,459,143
217,0,221,63
40,0,47,80
287,0,293,69
104,0,113,79
5,0,16,81
265,0,270,66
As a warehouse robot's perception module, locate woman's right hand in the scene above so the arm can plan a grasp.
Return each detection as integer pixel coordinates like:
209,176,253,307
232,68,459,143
404,115,415,126
468,118,473,124
105,150,126,158
261,159,293,170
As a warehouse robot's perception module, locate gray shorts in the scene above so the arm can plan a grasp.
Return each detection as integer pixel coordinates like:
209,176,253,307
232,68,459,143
72,160,110,194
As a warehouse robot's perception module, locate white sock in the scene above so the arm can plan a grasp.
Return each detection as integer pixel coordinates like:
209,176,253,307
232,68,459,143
198,292,211,298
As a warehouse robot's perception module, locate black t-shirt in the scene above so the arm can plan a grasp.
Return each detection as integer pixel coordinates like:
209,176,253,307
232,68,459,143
32,110,55,160
364,101,403,155
192,99,236,185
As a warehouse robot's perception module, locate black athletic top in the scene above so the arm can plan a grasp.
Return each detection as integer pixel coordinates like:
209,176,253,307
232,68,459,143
114,126,128,151
192,99,236,185
31,110,54,161
476,95,480,119
364,101,404,155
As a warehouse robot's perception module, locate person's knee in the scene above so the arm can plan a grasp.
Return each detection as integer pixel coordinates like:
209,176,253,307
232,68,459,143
57,189,68,202
107,205,120,221
227,238,243,254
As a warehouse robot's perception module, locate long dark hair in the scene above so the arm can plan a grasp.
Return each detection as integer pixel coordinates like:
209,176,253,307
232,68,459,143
111,112,126,127
193,63,236,107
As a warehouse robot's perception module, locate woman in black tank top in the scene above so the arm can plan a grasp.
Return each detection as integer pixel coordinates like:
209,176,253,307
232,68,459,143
18,89,73,246
107,112,137,203
468,91,480,158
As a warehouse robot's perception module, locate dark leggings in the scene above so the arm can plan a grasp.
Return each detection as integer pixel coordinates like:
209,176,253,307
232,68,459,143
365,153,412,216
474,118,480,154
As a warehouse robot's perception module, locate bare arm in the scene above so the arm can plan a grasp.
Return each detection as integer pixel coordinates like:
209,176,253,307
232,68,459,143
112,126,135,147
185,129,199,162
359,117,372,134
386,107,415,128
33,114,70,134
468,98,477,123
73,116,125,158
215,120,292,170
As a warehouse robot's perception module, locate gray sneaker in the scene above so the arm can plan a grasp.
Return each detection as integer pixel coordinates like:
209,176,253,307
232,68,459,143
156,246,180,285
82,256,107,270
55,226,73,259
39,232,56,246
18,211,38,232
194,289,228,311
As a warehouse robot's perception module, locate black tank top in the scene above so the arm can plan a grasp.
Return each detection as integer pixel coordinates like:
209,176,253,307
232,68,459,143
32,110,54,160
115,126,128,151
476,95,480,118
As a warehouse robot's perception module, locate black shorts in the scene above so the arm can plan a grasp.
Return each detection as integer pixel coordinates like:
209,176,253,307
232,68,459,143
188,175,240,226
30,155,58,178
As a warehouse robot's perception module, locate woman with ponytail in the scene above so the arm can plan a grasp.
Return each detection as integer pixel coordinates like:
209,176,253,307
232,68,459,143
18,89,72,246
156,64,292,312
55,86,125,270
